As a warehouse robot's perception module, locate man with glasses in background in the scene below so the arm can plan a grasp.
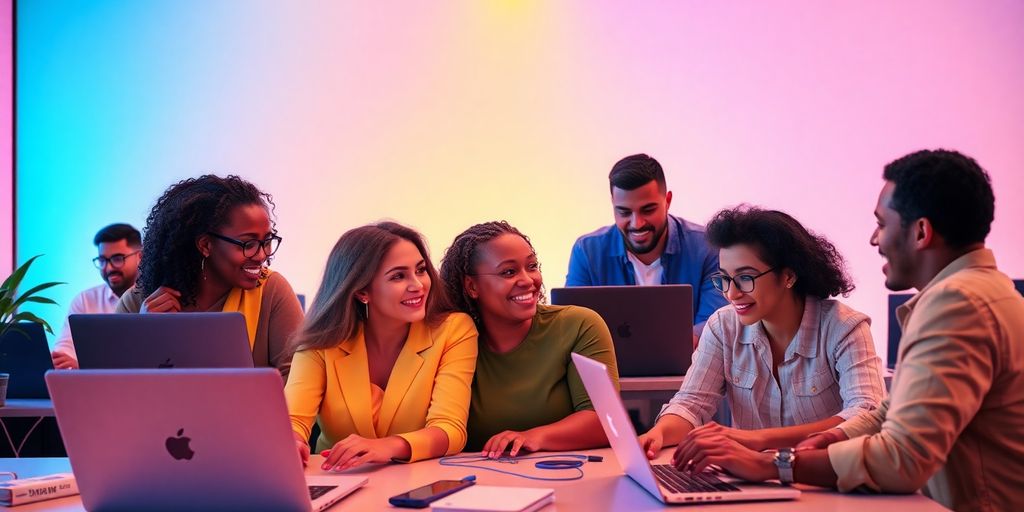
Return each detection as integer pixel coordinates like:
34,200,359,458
51,223,142,369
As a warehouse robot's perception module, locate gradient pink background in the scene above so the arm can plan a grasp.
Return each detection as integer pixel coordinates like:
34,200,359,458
13,1,1024,361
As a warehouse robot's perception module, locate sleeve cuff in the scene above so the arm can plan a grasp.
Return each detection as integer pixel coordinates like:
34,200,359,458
827,436,880,493
658,403,704,428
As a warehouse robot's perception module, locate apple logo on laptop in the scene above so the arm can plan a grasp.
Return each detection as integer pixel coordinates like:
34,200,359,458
158,358,175,369
617,322,632,338
165,428,195,460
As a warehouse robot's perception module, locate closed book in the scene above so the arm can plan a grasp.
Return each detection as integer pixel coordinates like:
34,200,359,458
0,473,79,506
430,485,554,512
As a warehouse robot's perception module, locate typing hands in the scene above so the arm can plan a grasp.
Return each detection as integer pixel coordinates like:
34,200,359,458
672,431,775,482
639,430,665,459
482,429,544,458
321,434,398,472
684,421,765,451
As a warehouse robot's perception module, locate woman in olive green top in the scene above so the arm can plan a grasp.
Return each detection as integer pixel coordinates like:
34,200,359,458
440,221,620,457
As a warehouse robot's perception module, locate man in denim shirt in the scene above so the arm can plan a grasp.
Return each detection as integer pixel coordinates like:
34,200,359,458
566,154,726,334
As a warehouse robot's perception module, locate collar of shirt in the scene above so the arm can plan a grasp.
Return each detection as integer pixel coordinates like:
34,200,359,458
896,248,997,325
736,296,822,360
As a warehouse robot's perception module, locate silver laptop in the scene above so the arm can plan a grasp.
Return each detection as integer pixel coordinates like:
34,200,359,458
552,285,693,376
70,313,254,369
46,368,366,511
571,353,800,505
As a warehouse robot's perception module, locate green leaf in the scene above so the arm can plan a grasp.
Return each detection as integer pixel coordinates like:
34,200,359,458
20,296,59,305
11,311,54,334
10,281,65,309
0,255,42,293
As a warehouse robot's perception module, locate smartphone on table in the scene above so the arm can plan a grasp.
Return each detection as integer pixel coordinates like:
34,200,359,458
388,477,475,508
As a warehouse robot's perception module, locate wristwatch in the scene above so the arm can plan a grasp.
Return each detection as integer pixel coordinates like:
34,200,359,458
773,448,796,485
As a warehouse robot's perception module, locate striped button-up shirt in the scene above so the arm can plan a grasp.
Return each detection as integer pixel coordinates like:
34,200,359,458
660,297,885,429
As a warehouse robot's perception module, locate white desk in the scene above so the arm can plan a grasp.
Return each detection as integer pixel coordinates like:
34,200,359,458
2,449,948,511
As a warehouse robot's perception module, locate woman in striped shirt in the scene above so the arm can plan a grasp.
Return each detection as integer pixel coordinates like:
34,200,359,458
639,206,885,460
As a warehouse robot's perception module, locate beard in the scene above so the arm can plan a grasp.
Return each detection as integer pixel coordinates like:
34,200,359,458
622,222,667,255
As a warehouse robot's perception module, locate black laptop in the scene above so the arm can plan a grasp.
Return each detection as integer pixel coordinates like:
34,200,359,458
69,312,254,369
0,322,54,398
551,285,694,377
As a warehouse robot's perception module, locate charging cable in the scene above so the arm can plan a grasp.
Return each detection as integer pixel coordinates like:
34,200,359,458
439,454,603,481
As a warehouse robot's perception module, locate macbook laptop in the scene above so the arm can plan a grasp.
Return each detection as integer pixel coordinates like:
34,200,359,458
70,312,254,369
571,353,800,505
46,368,366,511
552,285,693,376
0,323,53,398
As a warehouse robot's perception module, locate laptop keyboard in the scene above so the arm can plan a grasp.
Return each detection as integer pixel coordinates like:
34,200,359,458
308,485,337,500
652,465,741,494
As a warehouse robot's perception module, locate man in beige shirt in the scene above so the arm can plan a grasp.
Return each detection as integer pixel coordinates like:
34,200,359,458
670,149,1024,512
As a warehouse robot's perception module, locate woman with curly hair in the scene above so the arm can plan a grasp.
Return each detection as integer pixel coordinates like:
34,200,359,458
639,206,885,470
439,221,619,458
116,175,303,376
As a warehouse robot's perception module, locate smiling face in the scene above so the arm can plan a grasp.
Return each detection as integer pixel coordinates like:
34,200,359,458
465,233,543,326
199,203,273,290
96,239,140,296
717,243,794,326
612,181,672,257
357,239,430,325
871,181,918,291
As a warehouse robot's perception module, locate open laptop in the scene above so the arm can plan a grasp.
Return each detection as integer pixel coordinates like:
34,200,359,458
46,368,366,511
572,353,800,505
552,285,693,376
70,312,254,369
0,323,53,398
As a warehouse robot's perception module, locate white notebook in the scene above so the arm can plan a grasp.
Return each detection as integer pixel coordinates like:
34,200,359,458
431,485,554,512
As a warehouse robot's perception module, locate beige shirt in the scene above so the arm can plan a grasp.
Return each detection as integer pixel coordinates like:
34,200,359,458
828,249,1024,512
116,272,304,378
661,297,884,430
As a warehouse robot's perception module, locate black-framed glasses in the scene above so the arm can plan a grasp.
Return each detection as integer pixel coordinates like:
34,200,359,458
468,261,542,280
711,267,776,294
207,232,282,258
92,251,140,269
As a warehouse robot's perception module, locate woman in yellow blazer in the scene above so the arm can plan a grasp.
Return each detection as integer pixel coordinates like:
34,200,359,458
285,222,478,471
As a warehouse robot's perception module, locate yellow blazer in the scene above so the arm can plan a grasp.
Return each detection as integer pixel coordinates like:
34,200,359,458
285,312,478,462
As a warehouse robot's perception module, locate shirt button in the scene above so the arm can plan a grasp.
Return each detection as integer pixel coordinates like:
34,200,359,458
811,386,817,393
734,377,740,384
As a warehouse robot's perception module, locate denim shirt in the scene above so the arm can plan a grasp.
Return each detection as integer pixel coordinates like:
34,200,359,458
565,214,727,329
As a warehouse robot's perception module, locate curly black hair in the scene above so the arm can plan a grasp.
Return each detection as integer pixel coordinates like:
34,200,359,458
137,175,276,307
439,221,544,324
706,206,854,299
883,149,995,248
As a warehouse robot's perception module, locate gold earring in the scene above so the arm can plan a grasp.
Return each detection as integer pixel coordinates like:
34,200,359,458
201,257,207,281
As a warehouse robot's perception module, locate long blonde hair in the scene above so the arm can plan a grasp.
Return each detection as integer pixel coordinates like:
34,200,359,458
290,221,450,353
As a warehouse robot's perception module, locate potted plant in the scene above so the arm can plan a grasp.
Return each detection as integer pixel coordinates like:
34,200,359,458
0,255,64,406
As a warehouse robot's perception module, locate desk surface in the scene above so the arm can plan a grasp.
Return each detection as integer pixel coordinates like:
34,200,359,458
0,399,54,417
3,448,947,511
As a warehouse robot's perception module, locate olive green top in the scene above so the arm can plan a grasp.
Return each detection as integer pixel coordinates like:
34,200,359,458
466,304,619,451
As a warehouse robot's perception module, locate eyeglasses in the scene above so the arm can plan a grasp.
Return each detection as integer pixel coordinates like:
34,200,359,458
711,268,776,294
207,232,282,259
92,251,140,269
468,262,542,280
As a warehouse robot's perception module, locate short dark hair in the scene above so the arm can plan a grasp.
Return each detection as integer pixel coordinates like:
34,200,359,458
93,223,141,247
882,149,994,248
706,206,854,299
609,153,666,193
137,175,275,307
